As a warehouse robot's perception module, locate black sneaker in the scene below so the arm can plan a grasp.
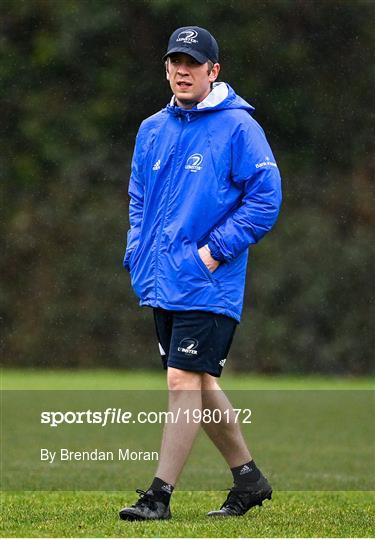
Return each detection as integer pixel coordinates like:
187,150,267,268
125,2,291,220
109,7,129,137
119,489,171,521
207,474,272,517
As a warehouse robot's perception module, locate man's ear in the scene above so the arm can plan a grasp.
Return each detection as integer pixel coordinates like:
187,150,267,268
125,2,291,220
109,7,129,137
165,61,170,81
209,63,220,83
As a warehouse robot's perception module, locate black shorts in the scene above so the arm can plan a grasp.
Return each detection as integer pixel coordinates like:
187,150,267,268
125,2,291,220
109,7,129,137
153,308,238,378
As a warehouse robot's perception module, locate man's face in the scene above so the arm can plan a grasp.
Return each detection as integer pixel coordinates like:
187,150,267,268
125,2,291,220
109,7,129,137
166,53,220,109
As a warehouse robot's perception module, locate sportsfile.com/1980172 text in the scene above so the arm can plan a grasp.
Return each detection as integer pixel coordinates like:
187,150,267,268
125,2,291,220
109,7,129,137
40,408,252,427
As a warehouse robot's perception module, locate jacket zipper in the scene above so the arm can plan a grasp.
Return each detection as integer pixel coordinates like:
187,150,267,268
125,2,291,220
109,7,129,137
154,114,186,300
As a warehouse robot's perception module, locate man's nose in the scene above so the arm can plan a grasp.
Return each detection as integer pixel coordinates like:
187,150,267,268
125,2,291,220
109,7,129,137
177,64,190,75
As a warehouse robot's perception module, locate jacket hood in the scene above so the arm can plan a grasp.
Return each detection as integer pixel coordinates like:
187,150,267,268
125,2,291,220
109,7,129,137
166,82,255,116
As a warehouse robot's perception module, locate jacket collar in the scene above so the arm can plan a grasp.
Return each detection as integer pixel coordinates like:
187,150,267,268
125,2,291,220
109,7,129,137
168,82,228,111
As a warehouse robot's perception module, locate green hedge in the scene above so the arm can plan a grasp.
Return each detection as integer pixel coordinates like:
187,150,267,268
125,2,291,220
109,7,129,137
2,0,374,372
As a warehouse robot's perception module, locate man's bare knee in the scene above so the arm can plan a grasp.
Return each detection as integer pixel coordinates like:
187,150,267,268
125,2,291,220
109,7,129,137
167,367,202,391
202,372,221,391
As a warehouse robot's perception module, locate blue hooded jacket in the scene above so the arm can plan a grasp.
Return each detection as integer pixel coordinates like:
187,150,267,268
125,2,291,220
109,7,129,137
124,83,282,321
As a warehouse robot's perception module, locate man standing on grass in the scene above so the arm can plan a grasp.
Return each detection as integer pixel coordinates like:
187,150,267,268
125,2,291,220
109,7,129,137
120,26,282,520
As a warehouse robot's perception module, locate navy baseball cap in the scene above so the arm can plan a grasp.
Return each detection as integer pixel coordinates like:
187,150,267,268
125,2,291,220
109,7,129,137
163,26,219,64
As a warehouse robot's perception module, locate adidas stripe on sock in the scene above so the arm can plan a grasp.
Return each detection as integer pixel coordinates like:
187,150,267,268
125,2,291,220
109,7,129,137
231,460,261,486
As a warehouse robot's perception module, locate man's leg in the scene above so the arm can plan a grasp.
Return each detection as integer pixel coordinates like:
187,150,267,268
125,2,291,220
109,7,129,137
201,373,251,467
201,373,272,517
119,367,203,521
155,367,203,485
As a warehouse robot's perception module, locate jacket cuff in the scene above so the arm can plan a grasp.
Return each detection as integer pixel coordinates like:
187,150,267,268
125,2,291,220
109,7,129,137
208,240,225,262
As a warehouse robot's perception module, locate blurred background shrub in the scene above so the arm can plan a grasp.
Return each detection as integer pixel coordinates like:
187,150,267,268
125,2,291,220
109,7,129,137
1,0,374,373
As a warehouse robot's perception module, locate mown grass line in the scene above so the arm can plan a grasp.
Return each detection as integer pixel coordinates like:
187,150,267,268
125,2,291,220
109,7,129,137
2,368,374,390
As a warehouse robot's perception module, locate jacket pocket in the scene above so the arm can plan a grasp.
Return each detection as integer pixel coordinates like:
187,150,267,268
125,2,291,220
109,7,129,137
128,244,142,273
190,242,214,282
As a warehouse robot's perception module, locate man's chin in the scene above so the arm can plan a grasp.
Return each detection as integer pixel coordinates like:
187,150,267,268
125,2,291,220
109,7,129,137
175,95,198,108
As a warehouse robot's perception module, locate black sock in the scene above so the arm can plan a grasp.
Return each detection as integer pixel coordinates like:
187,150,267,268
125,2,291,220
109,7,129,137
231,460,261,487
148,477,174,504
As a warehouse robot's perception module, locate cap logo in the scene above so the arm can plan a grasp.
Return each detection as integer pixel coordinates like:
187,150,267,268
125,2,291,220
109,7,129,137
176,29,198,44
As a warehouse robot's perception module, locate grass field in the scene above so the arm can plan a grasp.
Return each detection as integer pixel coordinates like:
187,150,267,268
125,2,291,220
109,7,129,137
2,490,374,538
1,369,374,538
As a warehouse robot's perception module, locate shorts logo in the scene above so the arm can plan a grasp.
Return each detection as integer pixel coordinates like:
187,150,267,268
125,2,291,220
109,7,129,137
185,153,203,173
219,358,226,367
176,30,198,44
178,338,198,355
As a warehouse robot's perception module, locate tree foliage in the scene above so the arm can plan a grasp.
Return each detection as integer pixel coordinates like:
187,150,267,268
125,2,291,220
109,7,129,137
2,0,374,372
